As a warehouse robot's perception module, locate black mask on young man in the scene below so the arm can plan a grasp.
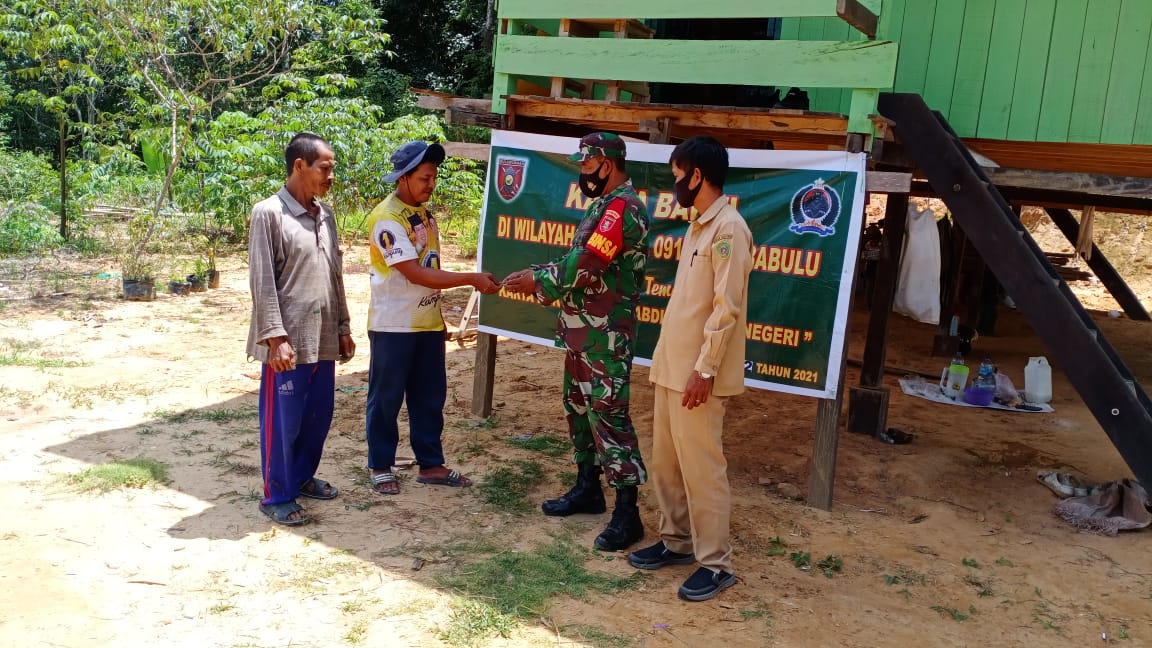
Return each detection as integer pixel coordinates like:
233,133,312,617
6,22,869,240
674,171,701,208
578,161,610,199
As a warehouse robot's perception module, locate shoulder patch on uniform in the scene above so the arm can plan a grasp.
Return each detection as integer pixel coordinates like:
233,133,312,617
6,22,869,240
715,239,732,260
587,198,626,262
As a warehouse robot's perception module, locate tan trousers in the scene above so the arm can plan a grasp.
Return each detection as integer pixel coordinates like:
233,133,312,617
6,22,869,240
651,384,733,573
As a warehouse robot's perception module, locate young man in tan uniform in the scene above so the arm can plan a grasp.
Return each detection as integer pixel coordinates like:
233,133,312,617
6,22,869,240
628,135,754,601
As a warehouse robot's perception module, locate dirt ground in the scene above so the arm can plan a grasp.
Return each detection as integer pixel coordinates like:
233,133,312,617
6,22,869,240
2,215,1152,647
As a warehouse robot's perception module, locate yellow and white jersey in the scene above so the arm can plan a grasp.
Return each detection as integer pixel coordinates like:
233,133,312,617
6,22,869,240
365,193,445,332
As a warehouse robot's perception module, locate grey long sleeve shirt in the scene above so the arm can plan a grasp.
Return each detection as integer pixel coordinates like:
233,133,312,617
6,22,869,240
246,187,352,364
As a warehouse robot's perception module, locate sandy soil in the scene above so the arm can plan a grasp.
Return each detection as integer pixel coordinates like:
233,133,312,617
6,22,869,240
2,226,1151,647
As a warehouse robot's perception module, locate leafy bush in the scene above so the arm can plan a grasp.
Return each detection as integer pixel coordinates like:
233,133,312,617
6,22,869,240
0,144,63,254
184,100,485,254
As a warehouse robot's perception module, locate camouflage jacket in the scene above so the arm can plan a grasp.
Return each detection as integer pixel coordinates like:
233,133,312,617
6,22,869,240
533,180,650,354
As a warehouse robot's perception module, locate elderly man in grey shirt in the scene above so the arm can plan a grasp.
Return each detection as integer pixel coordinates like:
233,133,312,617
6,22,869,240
247,132,355,526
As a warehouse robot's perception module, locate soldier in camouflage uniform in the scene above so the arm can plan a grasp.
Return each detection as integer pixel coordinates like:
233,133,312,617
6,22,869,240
502,132,650,551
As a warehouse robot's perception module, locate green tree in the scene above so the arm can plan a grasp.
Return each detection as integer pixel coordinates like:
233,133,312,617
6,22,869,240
86,0,388,262
0,0,105,239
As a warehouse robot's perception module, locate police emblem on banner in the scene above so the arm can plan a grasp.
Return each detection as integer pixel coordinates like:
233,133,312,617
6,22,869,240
495,156,528,202
789,178,842,237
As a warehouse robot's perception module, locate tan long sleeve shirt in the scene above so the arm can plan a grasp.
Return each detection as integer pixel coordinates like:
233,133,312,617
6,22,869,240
246,187,352,364
650,196,754,396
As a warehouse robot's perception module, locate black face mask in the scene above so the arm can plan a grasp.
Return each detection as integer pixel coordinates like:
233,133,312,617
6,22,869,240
578,162,610,198
674,172,701,208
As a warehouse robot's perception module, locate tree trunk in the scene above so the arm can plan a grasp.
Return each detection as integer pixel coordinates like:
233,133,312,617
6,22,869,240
482,0,496,52
58,115,69,241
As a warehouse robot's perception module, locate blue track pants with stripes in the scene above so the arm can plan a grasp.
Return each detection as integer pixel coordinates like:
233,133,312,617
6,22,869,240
258,361,335,506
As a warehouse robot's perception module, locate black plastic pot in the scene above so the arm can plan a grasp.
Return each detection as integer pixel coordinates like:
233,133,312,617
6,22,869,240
168,280,191,296
122,278,156,301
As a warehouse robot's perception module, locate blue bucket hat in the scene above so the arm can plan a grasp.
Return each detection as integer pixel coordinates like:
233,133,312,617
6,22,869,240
385,141,446,183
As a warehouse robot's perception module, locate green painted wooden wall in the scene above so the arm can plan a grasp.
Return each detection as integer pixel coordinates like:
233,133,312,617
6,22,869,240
783,0,1152,145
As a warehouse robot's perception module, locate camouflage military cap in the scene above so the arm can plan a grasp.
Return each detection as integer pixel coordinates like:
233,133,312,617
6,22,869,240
569,132,627,162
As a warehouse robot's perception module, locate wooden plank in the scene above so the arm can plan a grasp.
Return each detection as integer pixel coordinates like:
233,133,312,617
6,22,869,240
1134,9,1152,144
812,19,853,112
1036,0,1089,142
471,332,498,418
505,96,851,136
1100,0,1152,144
1006,0,1058,142
495,36,899,89
984,168,1152,203
442,142,491,161
947,0,996,137
921,0,966,115
779,17,801,41
975,2,1027,139
1069,0,1122,143
1045,208,1150,320
415,94,493,112
892,0,936,94
836,0,879,39
864,171,912,194
847,88,879,135
807,394,842,510
875,0,906,43
963,139,1152,179
499,0,861,20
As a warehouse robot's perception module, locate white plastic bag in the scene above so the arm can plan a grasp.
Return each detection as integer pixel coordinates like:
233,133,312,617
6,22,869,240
894,202,941,324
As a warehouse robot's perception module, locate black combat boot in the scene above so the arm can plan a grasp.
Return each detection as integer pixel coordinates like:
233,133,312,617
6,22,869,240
541,462,607,516
594,486,644,551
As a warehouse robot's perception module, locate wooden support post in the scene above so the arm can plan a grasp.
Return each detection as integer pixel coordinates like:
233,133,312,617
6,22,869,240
471,332,498,418
1045,207,1151,321
837,0,880,38
848,192,909,438
808,128,866,510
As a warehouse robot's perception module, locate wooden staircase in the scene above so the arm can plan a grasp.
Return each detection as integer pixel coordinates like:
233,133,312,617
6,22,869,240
879,92,1152,486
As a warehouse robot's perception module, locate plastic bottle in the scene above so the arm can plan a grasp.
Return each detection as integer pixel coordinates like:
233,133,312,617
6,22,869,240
975,357,997,392
1024,356,1052,404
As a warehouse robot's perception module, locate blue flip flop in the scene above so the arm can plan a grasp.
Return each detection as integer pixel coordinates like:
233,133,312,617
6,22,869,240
299,477,339,500
259,500,311,526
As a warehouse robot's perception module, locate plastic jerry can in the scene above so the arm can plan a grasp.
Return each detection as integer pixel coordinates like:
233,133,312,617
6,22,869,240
1024,356,1052,404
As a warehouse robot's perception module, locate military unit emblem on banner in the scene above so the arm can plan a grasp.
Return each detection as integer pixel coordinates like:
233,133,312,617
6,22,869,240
495,156,528,202
789,178,842,237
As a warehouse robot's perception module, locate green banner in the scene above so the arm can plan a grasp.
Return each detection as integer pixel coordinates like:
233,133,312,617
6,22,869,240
478,131,865,399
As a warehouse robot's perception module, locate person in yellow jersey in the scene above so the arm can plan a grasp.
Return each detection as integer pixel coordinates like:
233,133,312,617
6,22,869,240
364,141,500,495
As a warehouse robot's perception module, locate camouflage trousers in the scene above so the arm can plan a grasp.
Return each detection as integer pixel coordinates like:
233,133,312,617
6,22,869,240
562,348,647,488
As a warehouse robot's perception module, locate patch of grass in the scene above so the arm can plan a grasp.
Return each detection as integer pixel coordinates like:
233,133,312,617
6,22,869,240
930,605,969,622
766,536,787,556
789,551,812,571
155,404,258,424
380,594,437,617
508,434,569,457
816,555,843,578
343,621,368,644
883,574,902,586
436,533,646,640
897,588,912,599
563,624,636,648
0,338,87,368
994,556,1014,567
961,557,981,569
68,458,169,492
440,597,516,646
477,459,545,513
208,602,235,614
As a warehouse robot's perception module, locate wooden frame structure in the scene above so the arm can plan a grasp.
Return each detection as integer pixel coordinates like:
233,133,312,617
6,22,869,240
432,0,1152,511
